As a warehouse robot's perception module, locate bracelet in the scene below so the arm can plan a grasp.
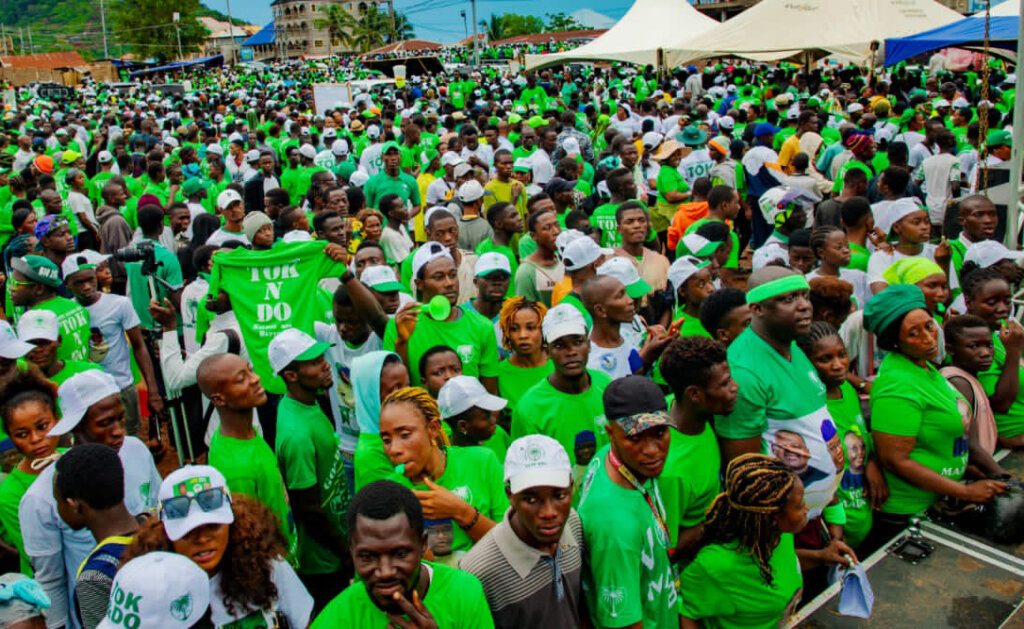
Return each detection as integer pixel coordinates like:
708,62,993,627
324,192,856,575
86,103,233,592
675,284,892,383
459,507,480,531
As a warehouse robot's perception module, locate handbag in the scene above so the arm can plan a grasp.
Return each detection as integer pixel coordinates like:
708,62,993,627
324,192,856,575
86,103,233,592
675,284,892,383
828,561,874,618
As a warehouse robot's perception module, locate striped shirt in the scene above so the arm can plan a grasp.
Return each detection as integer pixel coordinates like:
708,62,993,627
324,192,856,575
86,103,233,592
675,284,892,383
459,509,585,629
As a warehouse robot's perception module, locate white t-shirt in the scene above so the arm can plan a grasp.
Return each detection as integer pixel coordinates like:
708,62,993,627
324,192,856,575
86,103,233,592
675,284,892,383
20,437,160,628
426,178,456,206
66,190,96,232
866,244,938,286
587,336,641,380
380,226,414,264
209,559,313,628
85,293,140,388
180,276,209,356
314,321,382,453
919,153,961,223
359,143,384,176
531,149,555,186
677,149,714,188
461,143,494,167
205,228,250,247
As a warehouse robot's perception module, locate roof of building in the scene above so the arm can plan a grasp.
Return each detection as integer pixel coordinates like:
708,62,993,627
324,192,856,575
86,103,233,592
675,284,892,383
243,22,276,47
0,51,86,69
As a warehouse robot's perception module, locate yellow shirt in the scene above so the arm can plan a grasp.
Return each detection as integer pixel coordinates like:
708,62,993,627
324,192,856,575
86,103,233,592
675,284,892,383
483,178,528,220
415,172,436,242
778,134,802,173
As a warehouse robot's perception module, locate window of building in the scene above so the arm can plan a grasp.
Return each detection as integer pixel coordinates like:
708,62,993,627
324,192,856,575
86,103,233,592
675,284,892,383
314,39,323,48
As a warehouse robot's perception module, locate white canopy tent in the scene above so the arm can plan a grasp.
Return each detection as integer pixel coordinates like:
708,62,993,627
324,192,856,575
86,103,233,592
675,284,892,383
523,0,718,71
664,0,964,67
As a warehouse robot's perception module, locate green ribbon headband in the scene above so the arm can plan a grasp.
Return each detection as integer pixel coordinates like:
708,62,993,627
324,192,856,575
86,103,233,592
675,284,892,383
746,274,811,304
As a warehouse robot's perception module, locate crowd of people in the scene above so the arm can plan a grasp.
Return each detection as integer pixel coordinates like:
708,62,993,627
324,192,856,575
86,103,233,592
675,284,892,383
0,47,1018,628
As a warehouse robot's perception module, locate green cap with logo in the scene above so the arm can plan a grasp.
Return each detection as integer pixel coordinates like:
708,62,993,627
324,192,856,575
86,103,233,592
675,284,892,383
11,255,62,288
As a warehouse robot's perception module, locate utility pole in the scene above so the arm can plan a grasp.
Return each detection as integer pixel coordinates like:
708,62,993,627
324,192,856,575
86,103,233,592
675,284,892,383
460,10,467,42
18,27,23,55
173,11,183,69
470,0,479,66
224,0,235,64
27,27,32,54
389,0,396,44
99,0,109,58
1,24,7,57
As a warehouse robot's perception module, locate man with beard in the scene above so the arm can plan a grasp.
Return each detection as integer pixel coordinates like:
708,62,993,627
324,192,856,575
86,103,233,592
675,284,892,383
312,480,494,627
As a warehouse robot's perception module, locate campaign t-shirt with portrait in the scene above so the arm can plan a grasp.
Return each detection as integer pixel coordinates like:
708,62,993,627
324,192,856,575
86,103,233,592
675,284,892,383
578,445,679,629
208,431,297,559
315,321,382,455
587,338,642,381
310,562,494,629
826,382,874,547
26,297,91,363
658,421,721,548
716,327,841,519
383,309,499,387
511,370,611,501
83,292,140,389
275,396,349,575
872,352,969,515
387,447,508,566
680,533,803,629
979,333,1024,439
209,558,313,628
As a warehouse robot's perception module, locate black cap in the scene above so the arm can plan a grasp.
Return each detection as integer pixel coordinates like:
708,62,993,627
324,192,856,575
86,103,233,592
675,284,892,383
602,375,670,436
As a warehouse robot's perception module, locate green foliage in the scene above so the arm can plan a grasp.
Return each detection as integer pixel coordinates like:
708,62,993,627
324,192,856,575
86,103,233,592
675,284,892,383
544,12,585,32
479,13,545,42
108,0,209,63
316,5,415,54
195,6,248,26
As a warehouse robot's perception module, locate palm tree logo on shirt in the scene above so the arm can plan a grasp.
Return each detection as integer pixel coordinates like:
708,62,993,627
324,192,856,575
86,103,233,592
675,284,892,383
601,586,626,618
169,594,193,621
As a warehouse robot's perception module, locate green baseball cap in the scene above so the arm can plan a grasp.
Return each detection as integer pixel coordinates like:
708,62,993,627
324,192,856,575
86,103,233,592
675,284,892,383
986,129,1012,148
181,178,205,197
11,255,62,288
381,141,401,155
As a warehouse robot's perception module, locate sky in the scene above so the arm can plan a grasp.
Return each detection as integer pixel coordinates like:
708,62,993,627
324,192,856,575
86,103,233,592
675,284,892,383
200,0,634,44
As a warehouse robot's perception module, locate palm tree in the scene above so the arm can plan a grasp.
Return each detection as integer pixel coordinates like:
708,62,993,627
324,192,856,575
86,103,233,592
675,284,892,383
480,14,506,43
392,12,415,42
314,4,358,62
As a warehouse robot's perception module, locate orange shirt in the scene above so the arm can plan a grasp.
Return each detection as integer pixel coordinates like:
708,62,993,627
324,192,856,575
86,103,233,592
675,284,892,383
667,201,709,252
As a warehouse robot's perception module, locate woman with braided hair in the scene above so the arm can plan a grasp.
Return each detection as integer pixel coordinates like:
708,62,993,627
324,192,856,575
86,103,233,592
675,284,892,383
495,297,553,410
679,453,808,629
380,386,507,567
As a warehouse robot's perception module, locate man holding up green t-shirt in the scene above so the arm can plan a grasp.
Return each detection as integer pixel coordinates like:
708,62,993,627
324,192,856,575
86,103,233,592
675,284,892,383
198,354,296,560
270,328,350,613
312,480,494,628
715,267,841,523
578,375,679,629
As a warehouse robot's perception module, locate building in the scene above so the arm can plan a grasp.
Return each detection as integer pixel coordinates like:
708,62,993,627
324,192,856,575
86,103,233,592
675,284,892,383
271,0,394,59
199,17,260,63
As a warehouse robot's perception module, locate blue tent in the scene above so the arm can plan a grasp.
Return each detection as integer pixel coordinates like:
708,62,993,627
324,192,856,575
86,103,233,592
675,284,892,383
242,22,275,47
884,15,1018,66
128,54,224,78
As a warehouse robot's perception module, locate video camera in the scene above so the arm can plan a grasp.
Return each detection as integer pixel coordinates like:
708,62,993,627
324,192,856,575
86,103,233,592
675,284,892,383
114,240,160,276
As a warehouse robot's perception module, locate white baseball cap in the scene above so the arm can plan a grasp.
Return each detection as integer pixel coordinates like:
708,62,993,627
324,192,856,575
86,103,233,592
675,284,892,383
323,127,338,139
411,241,454,278
17,309,59,343
51,370,121,436
457,179,485,203
751,242,789,271
504,434,572,493
298,144,316,160
366,125,382,139
718,115,735,130
362,265,405,292
562,237,612,272
267,328,331,375
206,143,225,156
97,552,210,629
964,240,1024,269
0,320,33,360
678,233,719,258
642,131,663,149
475,252,512,277
61,250,111,278
216,189,242,211
667,255,711,293
597,256,652,299
331,139,349,156
542,303,588,343
847,103,864,114
245,149,260,163
441,151,463,167
158,465,235,542
453,163,473,179
163,136,179,149
555,229,586,256
438,375,507,419
349,170,370,187
97,150,114,164
562,137,581,156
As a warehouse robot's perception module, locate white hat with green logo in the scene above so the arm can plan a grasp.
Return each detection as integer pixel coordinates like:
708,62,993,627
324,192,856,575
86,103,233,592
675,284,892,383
97,551,210,629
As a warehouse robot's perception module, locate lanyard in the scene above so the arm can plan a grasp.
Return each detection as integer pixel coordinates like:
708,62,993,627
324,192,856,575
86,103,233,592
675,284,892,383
607,447,672,550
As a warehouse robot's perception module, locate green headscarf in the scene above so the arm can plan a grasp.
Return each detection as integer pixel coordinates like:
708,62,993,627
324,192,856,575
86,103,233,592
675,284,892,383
863,284,927,335
881,258,945,287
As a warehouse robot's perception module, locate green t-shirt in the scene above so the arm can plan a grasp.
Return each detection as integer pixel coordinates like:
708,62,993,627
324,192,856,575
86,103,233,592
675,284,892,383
658,423,720,548
826,382,874,547
203,241,346,394
311,561,494,629
275,395,349,574
354,433,394,491
480,425,511,463
979,333,1024,438
871,352,969,515
511,371,611,501
716,327,840,519
125,239,183,330
26,298,90,363
590,203,622,248
383,310,499,387
848,243,870,272
0,467,41,575
388,446,508,562
364,170,421,211
578,446,679,629
680,533,802,629
686,217,739,269
656,166,689,205
51,360,101,388
209,430,297,558
496,359,554,411
832,160,874,195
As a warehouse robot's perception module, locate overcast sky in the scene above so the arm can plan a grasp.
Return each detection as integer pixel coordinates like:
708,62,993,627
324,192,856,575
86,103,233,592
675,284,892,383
202,0,634,43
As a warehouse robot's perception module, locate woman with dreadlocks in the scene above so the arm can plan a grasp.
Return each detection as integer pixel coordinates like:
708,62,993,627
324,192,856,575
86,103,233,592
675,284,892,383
495,297,553,411
679,453,809,629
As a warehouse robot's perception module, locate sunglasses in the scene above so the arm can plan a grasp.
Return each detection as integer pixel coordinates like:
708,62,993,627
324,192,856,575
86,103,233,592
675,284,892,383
161,487,230,520
8,279,37,289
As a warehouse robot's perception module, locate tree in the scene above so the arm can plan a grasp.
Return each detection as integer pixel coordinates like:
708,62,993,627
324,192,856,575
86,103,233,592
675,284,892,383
108,0,209,63
544,12,584,32
480,13,545,42
392,12,415,42
314,4,359,55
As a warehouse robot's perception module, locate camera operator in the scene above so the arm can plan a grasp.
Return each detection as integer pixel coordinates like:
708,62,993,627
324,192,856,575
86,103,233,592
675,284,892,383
123,204,183,332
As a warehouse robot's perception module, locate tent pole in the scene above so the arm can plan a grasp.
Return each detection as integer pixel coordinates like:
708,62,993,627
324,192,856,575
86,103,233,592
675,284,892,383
1007,0,1024,248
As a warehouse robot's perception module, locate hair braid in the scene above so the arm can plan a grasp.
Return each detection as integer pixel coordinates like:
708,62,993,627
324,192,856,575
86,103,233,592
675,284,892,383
701,453,796,586
382,386,450,447
796,321,840,356
499,297,548,352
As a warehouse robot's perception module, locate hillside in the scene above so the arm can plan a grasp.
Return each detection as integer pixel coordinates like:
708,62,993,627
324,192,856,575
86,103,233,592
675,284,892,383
0,0,246,59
